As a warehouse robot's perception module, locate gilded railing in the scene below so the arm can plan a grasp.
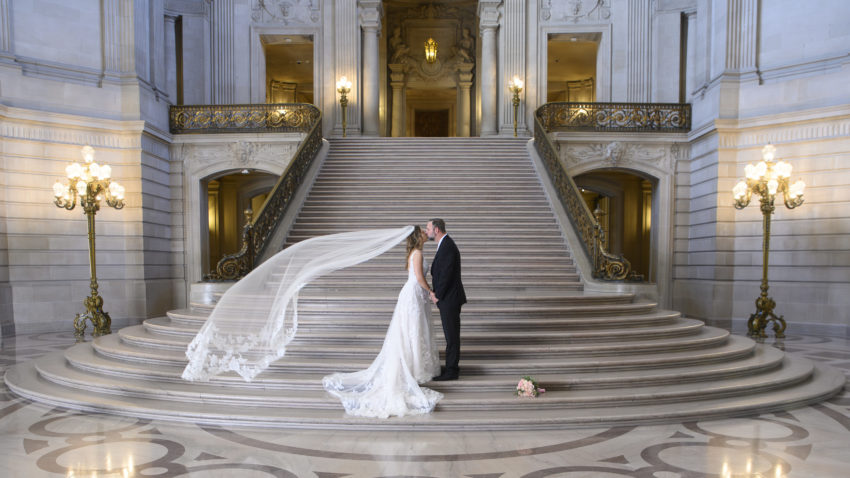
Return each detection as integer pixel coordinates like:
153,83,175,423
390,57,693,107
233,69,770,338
533,105,631,281
168,103,323,280
169,103,321,134
537,102,690,133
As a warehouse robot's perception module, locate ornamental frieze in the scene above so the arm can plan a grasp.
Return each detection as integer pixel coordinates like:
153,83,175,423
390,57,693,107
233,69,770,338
252,0,320,24
541,0,611,23
561,141,676,171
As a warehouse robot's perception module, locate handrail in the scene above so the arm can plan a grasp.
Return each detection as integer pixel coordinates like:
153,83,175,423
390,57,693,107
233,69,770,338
533,104,631,281
169,103,320,134
168,103,323,280
537,102,690,133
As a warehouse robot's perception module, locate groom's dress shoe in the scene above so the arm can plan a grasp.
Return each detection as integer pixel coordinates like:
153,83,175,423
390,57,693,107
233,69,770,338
432,374,458,381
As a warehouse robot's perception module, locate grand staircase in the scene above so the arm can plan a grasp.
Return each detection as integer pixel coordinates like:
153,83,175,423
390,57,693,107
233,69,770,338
5,137,844,430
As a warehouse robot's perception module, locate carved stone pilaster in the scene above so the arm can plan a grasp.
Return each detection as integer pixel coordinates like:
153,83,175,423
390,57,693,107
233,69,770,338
479,1,501,136
360,0,382,136
627,0,651,101
334,0,359,135
211,0,235,103
0,0,13,58
500,0,525,135
725,0,757,72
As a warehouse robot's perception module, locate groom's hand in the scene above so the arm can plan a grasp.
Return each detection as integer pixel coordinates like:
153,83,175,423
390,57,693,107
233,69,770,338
430,291,438,304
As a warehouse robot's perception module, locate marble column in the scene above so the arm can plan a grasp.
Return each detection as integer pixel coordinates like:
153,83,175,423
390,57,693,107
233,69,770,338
479,1,501,136
457,64,474,137
359,1,382,136
389,64,405,137
101,0,135,78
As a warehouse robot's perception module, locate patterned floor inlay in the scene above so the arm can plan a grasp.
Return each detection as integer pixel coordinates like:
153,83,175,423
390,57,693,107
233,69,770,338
1,332,847,477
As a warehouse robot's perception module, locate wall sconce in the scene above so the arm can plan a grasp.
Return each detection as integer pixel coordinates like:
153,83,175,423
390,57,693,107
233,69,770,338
424,37,437,64
508,76,524,137
53,145,125,340
335,76,352,137
733,144,805,339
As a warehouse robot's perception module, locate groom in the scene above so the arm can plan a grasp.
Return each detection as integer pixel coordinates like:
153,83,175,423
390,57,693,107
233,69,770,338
427,219,466,381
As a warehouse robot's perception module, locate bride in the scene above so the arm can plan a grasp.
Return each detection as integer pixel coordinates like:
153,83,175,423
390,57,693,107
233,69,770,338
181,225,442,418
322,225,443,418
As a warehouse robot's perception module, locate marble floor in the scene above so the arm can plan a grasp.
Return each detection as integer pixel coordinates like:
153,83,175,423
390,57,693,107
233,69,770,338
1,332,848,478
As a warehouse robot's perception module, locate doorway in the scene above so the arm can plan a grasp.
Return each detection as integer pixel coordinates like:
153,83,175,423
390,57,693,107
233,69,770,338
262,35,314,104
574,170,655,281
547,33,600,102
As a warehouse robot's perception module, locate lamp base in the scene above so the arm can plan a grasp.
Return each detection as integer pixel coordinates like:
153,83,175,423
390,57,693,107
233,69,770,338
746,294,786,339
74,293,112,341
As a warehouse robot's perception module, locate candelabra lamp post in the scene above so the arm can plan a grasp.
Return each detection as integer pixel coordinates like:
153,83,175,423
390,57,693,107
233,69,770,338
336,76,352,137
508,76,523,137
732,144,805,339
53,145,125,340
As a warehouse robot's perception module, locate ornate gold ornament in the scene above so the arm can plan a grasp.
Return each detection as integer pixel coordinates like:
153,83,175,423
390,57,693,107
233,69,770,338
424,37,438,63
53,146,125,340
509,76,524,137
733,144,806,339
335,76,352,137
538,102,690,132
169,103,320,134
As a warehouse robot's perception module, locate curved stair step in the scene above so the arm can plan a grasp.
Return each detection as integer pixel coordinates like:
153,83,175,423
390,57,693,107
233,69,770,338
6,355,843,430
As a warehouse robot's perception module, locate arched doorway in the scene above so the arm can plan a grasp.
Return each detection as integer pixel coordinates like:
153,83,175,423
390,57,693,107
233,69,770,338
575,169,656,281
203,170,277,273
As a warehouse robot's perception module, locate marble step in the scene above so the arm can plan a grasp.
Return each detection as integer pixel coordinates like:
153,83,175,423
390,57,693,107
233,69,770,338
166,308,680,329
31,349,811,411
142,316,702,344
113,324,727,361
58,339,784,392
7,354,843,430
191,297,648,319
86,332,759,374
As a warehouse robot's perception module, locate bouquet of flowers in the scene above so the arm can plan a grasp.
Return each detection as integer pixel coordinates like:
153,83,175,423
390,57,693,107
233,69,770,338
516,376,545,398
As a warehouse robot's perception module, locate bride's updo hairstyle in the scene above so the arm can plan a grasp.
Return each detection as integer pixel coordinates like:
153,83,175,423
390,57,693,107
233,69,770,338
405,225,425,269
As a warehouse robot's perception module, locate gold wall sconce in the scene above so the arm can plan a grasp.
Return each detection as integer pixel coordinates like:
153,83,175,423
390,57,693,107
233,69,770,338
424,37,437,64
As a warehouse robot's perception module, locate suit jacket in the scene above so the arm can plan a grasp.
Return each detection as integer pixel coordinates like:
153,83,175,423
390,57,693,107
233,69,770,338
430,235,467,307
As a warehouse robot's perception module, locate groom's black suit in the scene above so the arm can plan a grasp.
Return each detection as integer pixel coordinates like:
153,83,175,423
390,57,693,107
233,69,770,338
430,235,466,378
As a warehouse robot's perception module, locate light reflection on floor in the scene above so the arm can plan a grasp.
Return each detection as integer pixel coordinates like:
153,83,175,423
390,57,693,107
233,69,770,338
1,331,847,477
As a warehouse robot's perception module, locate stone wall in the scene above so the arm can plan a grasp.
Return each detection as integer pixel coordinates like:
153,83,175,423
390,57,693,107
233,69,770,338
674,0,850,336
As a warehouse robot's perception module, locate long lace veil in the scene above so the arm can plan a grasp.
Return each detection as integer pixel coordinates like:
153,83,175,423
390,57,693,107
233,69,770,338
182,226,415,382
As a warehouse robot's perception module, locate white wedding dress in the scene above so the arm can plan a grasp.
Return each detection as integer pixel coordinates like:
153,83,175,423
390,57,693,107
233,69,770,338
322,254,443,418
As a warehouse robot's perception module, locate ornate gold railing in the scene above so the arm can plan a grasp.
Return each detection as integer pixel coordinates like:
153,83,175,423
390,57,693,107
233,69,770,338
169,103,321,134
537,102,690,133
169,103,323,280
533,105,631,281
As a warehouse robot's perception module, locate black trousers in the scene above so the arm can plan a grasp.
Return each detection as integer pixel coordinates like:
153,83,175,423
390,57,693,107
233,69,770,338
438,301,462,375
